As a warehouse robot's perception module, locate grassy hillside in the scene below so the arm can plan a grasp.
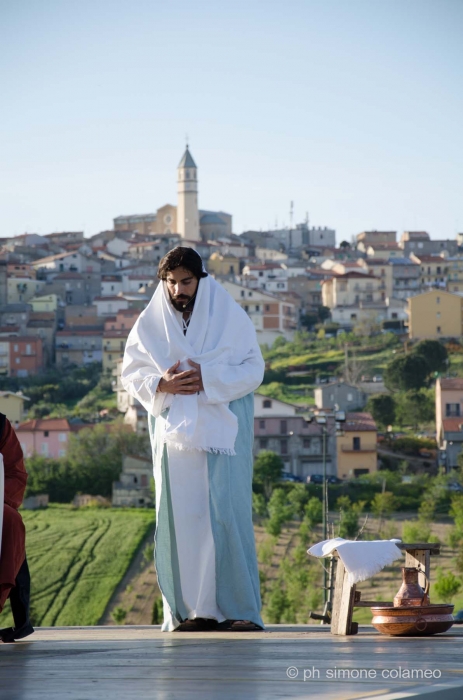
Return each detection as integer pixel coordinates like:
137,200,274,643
1,505,154,628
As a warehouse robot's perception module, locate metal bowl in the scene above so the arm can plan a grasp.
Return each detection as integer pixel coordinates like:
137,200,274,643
371,603,454,636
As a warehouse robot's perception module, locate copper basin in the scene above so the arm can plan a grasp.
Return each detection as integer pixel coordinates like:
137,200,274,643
371,603,454,636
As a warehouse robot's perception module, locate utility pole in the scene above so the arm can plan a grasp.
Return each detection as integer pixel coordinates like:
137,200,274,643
289,201,294,251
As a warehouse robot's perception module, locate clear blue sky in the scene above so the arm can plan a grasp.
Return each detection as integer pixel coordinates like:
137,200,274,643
2,0,462,241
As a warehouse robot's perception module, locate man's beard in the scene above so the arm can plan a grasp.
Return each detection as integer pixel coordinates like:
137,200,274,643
169,292,195,313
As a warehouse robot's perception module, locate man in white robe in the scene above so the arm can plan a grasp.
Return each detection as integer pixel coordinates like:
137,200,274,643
121,247,265,631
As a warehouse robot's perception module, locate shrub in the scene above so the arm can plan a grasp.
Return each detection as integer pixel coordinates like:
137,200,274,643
433,569,462,602
402,520,431,543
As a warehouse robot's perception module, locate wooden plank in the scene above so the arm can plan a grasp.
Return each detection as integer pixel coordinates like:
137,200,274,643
330,556,346,635
336,569,356,636
405,548,430,590
398,542,440,555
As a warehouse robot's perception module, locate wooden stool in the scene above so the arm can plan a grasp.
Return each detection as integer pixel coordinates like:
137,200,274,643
330,542,441,636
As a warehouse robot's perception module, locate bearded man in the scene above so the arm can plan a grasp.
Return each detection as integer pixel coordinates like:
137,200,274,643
121,247,265,632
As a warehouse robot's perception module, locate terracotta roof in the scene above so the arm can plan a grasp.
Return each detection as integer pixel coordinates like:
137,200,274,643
57,329,103,336
17,418,71,431
442,418,463,433
439,378,463,390
337,271,377,279
116,309,140,316
344,412,377,432
103,330,130,338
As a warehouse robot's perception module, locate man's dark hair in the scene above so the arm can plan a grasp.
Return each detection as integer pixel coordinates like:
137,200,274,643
157,247,208,280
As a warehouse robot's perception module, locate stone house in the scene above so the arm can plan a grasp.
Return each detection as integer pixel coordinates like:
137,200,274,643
112,455,153,507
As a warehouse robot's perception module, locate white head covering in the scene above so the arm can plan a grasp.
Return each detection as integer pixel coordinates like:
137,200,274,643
121,274,259,455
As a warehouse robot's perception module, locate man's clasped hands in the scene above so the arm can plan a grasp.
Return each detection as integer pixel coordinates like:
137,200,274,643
157,360,204,395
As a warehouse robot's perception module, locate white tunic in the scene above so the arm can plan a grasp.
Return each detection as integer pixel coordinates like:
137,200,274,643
160,312,226,629
161,441,226,629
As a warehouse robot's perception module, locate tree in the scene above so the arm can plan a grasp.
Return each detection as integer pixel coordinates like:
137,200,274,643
370,492,397,536
111,607,127,625
253,451,284,500
66,421,150,497
317,306,331,323
336,496,366,538
366,394,395,428
339,241,351,249
304,497,323,527
300,312,319,330
287,484,310,519
266,488,294,536
413,340,448,375
394,389,434,429
384,354,429,392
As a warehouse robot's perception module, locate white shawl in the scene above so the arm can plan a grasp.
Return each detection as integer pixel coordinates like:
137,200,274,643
0,454,4,560
308,537,403,586
121,275,264,455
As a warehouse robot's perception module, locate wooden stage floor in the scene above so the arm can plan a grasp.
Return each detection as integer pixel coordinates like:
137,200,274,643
1,625,463,700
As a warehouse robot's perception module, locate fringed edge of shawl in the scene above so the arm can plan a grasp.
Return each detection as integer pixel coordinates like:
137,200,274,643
163,439,236,456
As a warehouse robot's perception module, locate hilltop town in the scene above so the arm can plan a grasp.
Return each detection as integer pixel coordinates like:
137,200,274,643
0,147,462,501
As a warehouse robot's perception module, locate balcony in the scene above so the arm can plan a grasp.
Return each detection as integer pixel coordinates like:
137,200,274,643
340,446,376,453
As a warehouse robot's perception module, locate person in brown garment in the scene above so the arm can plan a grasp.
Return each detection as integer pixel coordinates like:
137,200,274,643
0,413,33,642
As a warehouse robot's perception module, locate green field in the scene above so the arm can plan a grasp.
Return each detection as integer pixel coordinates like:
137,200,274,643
1,505,154,628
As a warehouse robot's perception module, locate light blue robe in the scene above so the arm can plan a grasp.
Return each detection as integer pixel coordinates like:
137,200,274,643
150,392,264,630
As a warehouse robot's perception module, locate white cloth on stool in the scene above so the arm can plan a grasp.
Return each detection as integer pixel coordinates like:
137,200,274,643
308,537,403,586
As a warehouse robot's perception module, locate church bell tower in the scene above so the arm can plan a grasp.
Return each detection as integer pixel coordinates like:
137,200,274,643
177,146,200,241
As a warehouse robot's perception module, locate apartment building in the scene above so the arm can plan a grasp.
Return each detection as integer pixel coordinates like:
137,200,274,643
222,281,296,343
336,413,378,479
410,254,448,290
8,337,44,377
407,290,463,340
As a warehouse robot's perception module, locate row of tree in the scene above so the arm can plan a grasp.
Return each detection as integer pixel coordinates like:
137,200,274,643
25,421,150,502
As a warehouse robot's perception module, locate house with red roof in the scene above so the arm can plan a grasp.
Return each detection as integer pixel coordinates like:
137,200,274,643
17,418,88,458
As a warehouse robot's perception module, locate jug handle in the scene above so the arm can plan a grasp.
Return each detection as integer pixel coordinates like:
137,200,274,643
420,569,430,604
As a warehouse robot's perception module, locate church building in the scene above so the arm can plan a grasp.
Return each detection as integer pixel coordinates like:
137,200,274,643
114,147,232,241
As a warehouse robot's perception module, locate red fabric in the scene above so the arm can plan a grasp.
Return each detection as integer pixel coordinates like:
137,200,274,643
0,418,28,612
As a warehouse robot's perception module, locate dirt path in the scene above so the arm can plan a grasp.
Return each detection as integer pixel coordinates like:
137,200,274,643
100,526,160,626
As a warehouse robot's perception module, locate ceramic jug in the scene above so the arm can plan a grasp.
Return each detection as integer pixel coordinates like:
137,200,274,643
393,567,430,607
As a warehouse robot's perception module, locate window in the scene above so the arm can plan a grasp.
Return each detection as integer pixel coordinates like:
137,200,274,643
303,439,311,448
255,305,260,312
41,443,49,456
263,399,272,409
437,326,441,333
259,438,268,449
446,403,460,417
14,344,18,352
437,312,441,318
347,393,353,401
59,433,67,442
436,297,440,304
240,290,245,297
265,305,270,312
259,420,265,429
280,420,287,434
59,449,66,458
280,439,288,455
353,437,361,451
44,431,49,437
